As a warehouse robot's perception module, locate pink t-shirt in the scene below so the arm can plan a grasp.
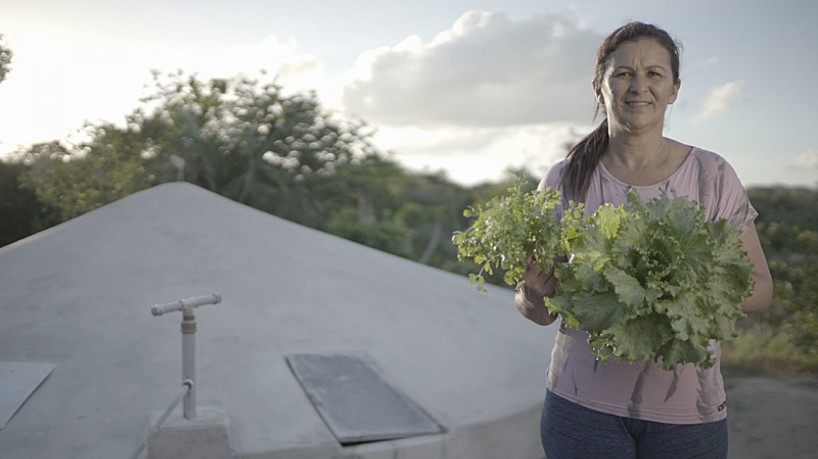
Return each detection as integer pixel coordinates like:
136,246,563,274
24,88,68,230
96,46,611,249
541,147,757,424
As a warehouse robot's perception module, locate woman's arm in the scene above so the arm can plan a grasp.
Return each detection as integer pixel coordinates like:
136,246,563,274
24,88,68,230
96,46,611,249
740,224,773,314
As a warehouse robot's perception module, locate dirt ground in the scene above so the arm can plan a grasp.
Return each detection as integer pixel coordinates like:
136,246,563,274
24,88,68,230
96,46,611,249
725,374,818,459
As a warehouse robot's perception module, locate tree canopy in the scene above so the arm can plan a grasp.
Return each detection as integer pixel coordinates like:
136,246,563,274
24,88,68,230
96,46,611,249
8,71,499,268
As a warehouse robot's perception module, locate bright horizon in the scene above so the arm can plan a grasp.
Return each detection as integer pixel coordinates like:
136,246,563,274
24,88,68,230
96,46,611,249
1,0,815,188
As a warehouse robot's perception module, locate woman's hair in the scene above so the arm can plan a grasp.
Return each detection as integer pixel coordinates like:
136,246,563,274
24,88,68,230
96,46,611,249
561,21,682,201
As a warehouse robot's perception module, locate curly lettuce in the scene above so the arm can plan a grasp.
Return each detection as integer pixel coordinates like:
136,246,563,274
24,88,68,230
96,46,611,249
546,189,754,369
454,182,755,370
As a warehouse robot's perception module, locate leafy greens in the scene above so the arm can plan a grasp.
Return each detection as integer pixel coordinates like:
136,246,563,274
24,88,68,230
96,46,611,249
452,180,565,291
453,182,754,370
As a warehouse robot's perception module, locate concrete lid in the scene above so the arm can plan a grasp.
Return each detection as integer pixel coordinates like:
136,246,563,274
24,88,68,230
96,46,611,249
286,353,443,444
0,182,556,458
0,362,55,429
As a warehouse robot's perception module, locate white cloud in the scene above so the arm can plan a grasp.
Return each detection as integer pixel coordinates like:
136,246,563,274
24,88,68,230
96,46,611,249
341,11,602,128
372,122,587,185
794,148,818,169
153,35,326,93
693,80,745,124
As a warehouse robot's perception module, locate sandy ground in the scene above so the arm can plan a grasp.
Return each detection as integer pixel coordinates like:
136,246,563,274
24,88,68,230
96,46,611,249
725,374,818,459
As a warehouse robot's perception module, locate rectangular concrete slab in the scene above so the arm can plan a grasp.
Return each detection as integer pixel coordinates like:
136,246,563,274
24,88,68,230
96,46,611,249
287,353,442,445
0,362,55,429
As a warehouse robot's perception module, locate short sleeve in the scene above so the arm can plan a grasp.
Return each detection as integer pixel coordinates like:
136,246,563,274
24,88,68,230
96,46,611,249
539,160,568,221
706,154,758,233
541,160,567,191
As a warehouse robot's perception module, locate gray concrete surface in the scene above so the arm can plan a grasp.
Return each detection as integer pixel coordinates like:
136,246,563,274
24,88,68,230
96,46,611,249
725,375,818,459
147,407,231,459
0,182,556,459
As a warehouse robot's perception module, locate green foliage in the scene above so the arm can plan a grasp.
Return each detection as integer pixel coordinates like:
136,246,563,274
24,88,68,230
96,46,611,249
452,179,564,291
0,159,53,246
3,70,478,271
133,71,385,225
549,190,753,370
19,138,156,221
0,34,11,85
325,208,414,258
453,183,754,369
756,221,818,254
14,71,381,225
721,326,818,374
749,186,818,233
309,154,474,263
715,185,818,374
723,236,818,374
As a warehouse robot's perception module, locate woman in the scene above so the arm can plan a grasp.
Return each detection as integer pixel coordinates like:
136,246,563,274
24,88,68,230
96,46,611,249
515,21,773,458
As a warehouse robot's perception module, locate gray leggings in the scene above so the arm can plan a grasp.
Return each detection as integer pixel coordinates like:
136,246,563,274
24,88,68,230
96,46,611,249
541,390,728,459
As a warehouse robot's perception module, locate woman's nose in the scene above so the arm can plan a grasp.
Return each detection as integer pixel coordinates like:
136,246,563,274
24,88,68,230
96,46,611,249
629,75,647,93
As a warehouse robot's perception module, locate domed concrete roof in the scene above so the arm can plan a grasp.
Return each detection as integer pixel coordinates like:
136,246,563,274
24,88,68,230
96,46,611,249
0,182,556,458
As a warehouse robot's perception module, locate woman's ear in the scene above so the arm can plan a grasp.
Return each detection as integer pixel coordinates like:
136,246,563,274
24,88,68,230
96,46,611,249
669,79,681,104
592,79,602,103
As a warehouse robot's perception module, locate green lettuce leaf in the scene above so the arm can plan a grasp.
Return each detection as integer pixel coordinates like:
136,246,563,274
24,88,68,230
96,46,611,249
454,183,754,370
552,189,753,370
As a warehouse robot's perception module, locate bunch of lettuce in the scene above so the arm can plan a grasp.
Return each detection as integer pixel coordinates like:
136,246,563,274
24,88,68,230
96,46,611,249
454,182,754,370
546,190,754,369
452,180,565,291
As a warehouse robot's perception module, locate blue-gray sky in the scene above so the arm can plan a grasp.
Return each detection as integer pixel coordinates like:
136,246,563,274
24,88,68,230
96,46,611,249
1,0,816,186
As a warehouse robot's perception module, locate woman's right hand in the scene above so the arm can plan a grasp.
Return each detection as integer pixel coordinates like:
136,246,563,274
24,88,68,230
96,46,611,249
522,255,550,296
515,255,559,326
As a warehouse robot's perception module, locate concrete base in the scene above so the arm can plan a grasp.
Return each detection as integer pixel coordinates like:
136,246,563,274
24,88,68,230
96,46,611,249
147,406,231,459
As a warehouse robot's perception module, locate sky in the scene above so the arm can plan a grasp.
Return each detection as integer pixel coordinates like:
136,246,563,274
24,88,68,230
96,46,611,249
0,0,816,187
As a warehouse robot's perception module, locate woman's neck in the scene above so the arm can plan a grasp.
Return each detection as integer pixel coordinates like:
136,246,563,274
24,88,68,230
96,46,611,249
605,133,669,171
601,131,691,187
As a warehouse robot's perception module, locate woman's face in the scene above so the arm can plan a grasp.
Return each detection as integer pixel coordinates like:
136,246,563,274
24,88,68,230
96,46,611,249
599,38,680,134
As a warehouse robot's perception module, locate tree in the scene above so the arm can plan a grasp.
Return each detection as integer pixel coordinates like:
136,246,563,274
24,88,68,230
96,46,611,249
723,185,818,373
749,186,818,233
16,71,476,265
19,136,155,221
134,70,385,225
306,154,461,261
0,159,53,246
0,36,50,247
0,34,11,85
19,71,382,224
